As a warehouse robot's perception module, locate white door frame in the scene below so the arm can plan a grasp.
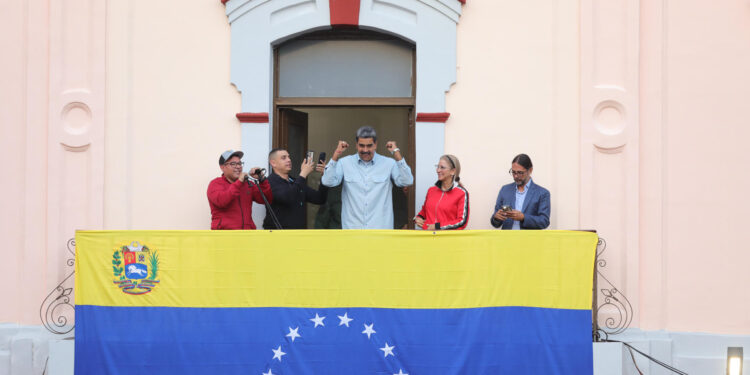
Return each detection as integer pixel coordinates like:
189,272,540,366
223,0,463,222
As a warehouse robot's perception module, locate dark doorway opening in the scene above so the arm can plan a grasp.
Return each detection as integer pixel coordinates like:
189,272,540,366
274,106,415,229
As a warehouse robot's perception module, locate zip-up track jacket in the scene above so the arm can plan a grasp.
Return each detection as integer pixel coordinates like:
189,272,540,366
416,182,469,230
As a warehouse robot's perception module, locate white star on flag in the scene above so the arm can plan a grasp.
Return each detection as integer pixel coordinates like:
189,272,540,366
337,312,353,327
262,370,275,375
394,370,408,375
286,326,301,342
380,342,395,357
310,313,326,327
272,346,286,362
362,323,376,339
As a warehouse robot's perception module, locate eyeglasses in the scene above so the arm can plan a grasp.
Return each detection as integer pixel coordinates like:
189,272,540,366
226,162,244,168
435,164,450,171
509,169,527,176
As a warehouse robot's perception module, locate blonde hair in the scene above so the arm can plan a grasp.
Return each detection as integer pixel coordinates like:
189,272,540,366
440,154,463,187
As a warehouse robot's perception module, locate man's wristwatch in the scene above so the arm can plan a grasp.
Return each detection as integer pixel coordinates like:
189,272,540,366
390,148,400,155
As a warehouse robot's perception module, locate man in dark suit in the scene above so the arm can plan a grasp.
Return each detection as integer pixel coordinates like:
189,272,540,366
490,154,550,229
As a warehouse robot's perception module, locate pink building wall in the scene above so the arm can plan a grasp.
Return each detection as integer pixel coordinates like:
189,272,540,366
1,0,749,338
638,0,750,333
1,0,105,326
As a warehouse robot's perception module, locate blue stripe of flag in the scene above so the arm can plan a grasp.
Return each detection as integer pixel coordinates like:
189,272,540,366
75,305,592,375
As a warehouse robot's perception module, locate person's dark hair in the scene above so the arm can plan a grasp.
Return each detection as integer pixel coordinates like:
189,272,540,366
355,126,377,143
268,148,285,160
511,153,533,170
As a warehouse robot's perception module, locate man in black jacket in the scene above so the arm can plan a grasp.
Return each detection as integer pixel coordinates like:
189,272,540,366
263,148,328,229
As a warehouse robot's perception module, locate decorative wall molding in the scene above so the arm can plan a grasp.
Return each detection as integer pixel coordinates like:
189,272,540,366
580,0,640,327
236,112,270,123
416,112,450,123
46,0,105,328
637,0,667,330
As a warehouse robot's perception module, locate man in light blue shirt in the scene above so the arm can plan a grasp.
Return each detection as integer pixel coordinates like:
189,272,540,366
511,179,530,230
321,126,414,229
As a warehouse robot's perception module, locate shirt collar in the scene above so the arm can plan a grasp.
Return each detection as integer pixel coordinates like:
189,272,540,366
516,178,533,194
270,171,294,183
434,180,458,191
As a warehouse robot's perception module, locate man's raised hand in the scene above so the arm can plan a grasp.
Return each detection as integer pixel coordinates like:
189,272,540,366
332,140,349,161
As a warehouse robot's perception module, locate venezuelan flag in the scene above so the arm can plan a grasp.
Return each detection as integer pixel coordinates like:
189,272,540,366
75,230,597,374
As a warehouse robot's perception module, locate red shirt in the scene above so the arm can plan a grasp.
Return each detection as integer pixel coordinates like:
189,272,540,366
207,175,273,230
416,182,469,230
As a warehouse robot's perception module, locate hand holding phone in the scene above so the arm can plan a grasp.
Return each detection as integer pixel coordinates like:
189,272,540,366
300,153,315,178
493,206,509,221
315,152,327,173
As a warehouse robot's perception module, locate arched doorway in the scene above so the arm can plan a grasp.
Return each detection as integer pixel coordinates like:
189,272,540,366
224,0,462,228
273,29,415,228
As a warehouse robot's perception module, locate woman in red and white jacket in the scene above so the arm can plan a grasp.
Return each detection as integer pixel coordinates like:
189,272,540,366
414,154,469,230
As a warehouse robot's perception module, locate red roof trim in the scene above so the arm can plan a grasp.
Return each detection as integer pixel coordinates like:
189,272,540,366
236,112,269,123
416,112,451,123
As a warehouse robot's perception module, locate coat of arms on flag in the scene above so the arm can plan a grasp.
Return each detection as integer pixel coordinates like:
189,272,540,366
112,241,160,295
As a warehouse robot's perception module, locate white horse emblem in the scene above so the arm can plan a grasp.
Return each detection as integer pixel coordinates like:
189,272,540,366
127,264,148,277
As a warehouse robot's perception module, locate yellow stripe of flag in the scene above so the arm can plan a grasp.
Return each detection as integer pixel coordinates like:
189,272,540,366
75,230,597,310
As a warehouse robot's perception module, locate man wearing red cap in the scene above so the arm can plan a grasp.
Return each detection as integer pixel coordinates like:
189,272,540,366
207,150,272,230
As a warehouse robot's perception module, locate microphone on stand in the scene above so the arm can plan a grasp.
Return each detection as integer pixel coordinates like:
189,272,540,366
245,168,266,183
245,168,282,229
